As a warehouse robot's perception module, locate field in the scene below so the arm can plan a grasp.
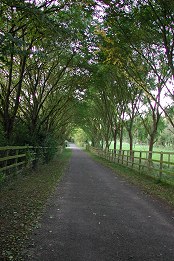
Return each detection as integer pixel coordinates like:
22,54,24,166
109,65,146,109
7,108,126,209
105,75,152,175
109,142,174,164
109,142,174,152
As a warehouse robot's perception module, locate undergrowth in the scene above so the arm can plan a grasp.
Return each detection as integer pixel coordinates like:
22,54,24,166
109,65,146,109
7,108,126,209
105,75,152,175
0,149,71,261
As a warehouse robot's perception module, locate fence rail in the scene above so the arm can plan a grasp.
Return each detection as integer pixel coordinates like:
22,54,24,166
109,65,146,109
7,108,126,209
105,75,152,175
0,146,62,178
87,146,174,183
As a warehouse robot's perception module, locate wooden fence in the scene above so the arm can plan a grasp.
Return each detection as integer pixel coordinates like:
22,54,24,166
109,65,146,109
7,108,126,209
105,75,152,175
0,146,62,178
88,146,174,182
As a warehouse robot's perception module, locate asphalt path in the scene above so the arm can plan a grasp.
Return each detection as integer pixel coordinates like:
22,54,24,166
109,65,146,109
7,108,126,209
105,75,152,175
25,144,174,261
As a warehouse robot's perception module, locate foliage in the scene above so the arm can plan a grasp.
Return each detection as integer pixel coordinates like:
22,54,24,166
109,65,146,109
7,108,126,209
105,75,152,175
73,0,174,151
0,0,174,153
0,0,96,146
71,128,88,146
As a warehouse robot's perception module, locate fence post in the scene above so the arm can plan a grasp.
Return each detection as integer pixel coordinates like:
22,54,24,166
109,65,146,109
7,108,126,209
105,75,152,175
159,152,163,180
114,150,116,163
168,153,170,168
32,147,38,170
5,148,9,171
127,151,129,166
148,151,153,168
118,150,120,163
15,149,19,172
26,146,30,167
132,151,134,168
107,150,109,160
122,150,124,164
139,151,142,172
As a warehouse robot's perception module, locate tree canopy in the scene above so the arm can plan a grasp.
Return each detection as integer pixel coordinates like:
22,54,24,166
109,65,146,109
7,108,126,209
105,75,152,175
0,0,173,151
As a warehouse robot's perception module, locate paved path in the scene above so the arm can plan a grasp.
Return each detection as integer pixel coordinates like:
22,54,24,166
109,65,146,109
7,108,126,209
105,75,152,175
25,144,174,260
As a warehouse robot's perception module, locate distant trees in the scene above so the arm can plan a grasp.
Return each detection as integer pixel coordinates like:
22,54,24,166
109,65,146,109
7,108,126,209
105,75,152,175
75,0,174,151
60,0,173,151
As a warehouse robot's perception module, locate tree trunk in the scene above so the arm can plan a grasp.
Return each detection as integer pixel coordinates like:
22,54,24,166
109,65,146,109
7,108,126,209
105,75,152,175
148,133,155,164
3,117,13,143
129,131,133,152
101,139,104,149
106,139,109,151
113,129,117,155
119,124,123,151
129,130,134,160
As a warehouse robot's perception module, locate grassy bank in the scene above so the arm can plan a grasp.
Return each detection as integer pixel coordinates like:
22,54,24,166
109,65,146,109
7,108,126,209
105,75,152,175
89,152,174,208
0,149,71,261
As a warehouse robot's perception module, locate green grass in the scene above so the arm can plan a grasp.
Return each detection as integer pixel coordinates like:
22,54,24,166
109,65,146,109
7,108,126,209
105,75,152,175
0,149,72,261
109,142,174,164
89,151,174,209
109,141,174,152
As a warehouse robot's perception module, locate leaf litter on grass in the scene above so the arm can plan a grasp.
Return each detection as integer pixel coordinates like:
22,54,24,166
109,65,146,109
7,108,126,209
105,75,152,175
0,149,71,261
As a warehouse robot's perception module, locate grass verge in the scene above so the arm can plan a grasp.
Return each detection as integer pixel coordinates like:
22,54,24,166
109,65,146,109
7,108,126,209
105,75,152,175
0,149,71,261
89,152,174,208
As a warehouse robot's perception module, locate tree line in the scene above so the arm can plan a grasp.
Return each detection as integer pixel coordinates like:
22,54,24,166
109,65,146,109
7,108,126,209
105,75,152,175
0,0,94,146
0,0,174,155
75,0,174,157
